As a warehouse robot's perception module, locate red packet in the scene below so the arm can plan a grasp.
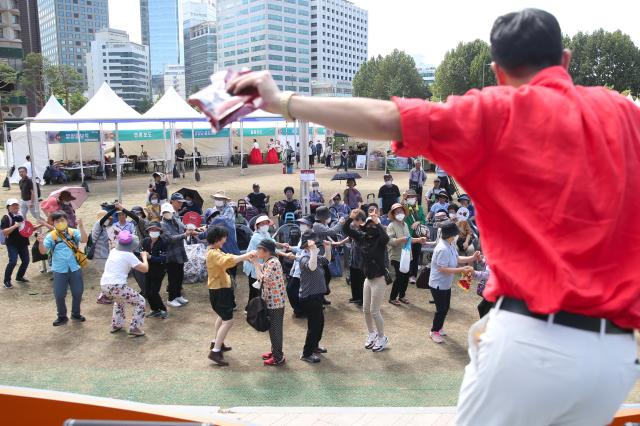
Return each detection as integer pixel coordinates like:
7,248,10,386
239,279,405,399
458,270,473,291
188,69,261,132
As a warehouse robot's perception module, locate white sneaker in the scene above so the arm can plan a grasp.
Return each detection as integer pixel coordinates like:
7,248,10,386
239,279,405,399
372,335,388,352
175,296,189,305
364,332,377,349
167,299,182,308
439,329,447,337
430,331,444,343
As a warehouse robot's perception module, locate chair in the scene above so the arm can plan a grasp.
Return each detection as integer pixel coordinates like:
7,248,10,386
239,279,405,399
237,199,247,217
217,156,225,167
283,212,296,224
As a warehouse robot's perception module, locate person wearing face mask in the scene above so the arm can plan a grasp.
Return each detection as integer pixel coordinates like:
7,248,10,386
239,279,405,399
408,161,427,205
329,193,350,220
37,211,88,326
243,215,293,312
56,190,78,228
387,203,427,306
181,195,203,216
308,182,324,204
455,207,475,255
457,194,475,220
151,172,168,205
428,222,480,344
211,192,236,224
427,191,450,222
286,217,312,318
160,202,192,308
343,209,391,352
377,174,400,215
2,198,30,288
146,194,162,221
403,189,427,284
141,222,174,319
312,206,345,305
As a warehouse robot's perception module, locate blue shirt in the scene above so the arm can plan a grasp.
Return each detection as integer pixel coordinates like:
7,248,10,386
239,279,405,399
429,239,459,290
44,228,82,273
430,201,449,214
242,231,275,278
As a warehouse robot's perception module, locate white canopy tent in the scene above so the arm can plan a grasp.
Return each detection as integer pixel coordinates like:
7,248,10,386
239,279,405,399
8,96,74,183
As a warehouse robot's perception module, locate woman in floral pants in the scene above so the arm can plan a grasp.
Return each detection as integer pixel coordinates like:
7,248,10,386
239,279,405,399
100,231,149,336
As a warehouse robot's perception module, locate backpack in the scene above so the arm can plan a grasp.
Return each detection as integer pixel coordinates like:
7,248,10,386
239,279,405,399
246,296,271,332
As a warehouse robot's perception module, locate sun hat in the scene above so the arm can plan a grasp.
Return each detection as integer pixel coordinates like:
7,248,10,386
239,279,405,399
441,221,460,240
388,203,407,220
116,230,140,252
256,239,277,254
5,198,19,207
145,221,162,231
160,203,174,214
404,189,418,198
437,191,450,200
457,207,470,222
458,194,471,202
254,215,272,227
314,206,331,222
40,197,60,215
211,191,231,200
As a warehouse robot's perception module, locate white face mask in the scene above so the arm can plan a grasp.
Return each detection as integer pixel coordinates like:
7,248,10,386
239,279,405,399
214,200,224,207
163,212,173,220
395,213,405,221
449,213,456,220
258,225,270,234
150,199,159,205
385,181,392,186
407,198,416,206
299,224,309,233
149,231,160,239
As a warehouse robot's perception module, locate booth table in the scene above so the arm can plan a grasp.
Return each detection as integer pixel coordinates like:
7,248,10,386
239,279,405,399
136,158,166,173
61,164,99,181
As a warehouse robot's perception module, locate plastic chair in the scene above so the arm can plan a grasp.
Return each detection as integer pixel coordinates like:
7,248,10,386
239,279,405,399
237,199,247,217
283,212,296,224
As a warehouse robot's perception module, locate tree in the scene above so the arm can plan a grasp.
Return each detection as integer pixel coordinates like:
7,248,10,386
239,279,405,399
68,92,88,114
353,50,428,99
21,53,49,110
0,63,19,124
135,97,154,113
565,29,640,94
432,39,495,99
47,65,85,112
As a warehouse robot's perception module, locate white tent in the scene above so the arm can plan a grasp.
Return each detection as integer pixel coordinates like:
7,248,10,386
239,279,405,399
9,96,74,183
635,98,640,108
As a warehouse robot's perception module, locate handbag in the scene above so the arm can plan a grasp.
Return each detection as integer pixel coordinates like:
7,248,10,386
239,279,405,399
246,296,271,332
399,238,411,273
31,238,48,262
328,247,343,277
416,266,431,289
53,229,88,268
384,268,393,285
86,226,105,260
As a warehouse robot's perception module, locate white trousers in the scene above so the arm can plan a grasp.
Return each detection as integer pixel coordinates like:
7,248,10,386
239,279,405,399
457,301,639,426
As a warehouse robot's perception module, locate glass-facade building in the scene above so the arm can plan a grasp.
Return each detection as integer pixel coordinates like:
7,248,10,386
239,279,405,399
38,0,109,81
217,0,312,94
140,0,184,78
185,21,217,95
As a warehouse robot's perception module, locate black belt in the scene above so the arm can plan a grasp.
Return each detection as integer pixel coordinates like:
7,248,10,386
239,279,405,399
500,297,633,335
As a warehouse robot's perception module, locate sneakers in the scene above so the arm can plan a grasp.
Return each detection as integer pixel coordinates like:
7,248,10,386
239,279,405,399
15,277,30,283
3,281,12,289
128,327,145,337
110,326,122,333
52,316,69,326
365,332,377,349
300,354,321,363
430,331,444,343
71,314,86,322
439,329,447,337
208,350,229,366
261,351,273,360
147,310,169,319
167,299,182,308
96,293,112,305
409,276,416,284
210,341,232,352
313,346,327,354
175,296,189,305
264,356,286,366
372,336,389,352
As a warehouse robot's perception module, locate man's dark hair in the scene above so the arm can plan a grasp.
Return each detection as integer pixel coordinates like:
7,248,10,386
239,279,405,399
25,155,30,161
50,211,68,222
206,225,228,245
18,166,27,172
490,9,563,76
284,186,294,194
352,209,366,222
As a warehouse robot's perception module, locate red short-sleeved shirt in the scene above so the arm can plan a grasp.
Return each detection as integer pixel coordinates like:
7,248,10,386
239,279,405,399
392,66,640,329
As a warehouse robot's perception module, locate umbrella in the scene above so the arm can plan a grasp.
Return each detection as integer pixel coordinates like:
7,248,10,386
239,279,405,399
177,188,204,207
331,172,362,181
49,186,88,210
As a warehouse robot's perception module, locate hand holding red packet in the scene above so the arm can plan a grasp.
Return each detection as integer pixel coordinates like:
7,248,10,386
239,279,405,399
188,69,261,133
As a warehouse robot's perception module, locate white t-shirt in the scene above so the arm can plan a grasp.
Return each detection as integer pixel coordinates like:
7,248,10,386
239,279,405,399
100,249,142,285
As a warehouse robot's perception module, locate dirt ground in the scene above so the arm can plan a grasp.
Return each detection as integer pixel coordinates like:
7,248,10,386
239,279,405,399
1,163,638,408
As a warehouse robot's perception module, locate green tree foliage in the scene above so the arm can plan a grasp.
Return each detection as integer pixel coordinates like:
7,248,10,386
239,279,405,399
432,40,495,99
565,29,640,94
47,65,85,112
68,92,88,114
353,50,429,99
135,97,154,113
21,53,48,109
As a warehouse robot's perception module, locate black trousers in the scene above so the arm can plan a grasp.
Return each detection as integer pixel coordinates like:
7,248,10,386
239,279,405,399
390,260,410,300
145,263,167,311
166,262,184,301
415,185,424,205
246,276,261,309
409,243,422,277
323,265,331,295
349,267,364,302
430,287,451,332
439,176,453,197
325,154,332,167
300,298,324,357
338,158,348,171
309,154,315,166
286,276,303,315
477,298,494,318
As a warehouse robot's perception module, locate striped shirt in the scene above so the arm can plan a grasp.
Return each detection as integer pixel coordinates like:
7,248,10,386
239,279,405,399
299,251,329,300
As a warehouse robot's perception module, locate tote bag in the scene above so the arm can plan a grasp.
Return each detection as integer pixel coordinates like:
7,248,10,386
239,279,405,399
399,238,411,273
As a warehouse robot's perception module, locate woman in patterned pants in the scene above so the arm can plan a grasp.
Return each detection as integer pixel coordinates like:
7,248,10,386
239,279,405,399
99,231,149,336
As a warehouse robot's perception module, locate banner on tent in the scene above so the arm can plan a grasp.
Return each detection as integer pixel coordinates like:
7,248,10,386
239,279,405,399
277,127,326,136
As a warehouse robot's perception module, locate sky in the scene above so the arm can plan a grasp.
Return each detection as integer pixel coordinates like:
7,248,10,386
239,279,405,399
109,0,640,66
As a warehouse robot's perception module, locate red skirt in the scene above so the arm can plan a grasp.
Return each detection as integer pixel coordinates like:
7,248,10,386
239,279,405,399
249,148,263,165
266,148,279,164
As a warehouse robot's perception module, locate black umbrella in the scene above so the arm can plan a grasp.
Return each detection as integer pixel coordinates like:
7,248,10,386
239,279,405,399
177,188,204,207
331,172,362,181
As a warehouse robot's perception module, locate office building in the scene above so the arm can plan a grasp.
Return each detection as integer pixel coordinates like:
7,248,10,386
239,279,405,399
37,0,109,81
417,64,436,85
18,0,41,55
183,0,215,29
163,64,185,98
140,0,183,97
310,0,367,97
184,20,216,95
216,0,312,94
0,0,27,119
86,28,151,109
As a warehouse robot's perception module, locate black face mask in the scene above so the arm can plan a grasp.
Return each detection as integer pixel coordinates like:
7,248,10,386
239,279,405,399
365,226,377,236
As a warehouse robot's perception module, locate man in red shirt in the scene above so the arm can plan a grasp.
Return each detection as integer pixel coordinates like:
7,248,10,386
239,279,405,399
228,8,639,425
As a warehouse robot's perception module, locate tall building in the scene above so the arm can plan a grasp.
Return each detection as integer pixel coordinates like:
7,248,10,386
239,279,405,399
183,0,215,30
86,28,151,109
417,65,436,85
216,0,312,95
310,0,367,97
18,0,40,55
37,0,109,81
0,0,27,120
184,21,216,95
163,64,186,98
140,0,183,97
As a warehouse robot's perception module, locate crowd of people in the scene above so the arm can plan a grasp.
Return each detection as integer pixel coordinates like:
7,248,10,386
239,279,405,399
2,162,490,368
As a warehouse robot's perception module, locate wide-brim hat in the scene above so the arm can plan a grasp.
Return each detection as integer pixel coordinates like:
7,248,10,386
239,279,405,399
300,230,318,248
116,231,140,252
211,192,230,201
436,191,450,200
388,203,407,220
160,203,174,214
254,215,273,227
5,198,19,207
458,194,471,202
256,238,277,253
40,197,60,215
404,189,418,198
314,206,331,222
296,217,313,227
441,221,460,240
95,209,108,221
145,221,163,231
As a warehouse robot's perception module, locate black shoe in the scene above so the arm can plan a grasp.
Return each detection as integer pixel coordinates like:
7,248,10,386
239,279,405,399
293,312,306,319
53,317,69,326
349,298,362,304
300,354,321,363
15,277,30,283
322,298,331,305
3,281,13,289
429,300,436,304
71,314,86,322
313,346,328,354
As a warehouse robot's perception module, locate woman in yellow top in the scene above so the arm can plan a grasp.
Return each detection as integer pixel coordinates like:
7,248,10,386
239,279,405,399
206,226,255,366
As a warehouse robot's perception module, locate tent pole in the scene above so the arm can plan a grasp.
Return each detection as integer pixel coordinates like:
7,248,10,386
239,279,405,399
99,123,105,180
240,120,244,176
227,124,232,166
191,121,197,183
162,121,168,176
76,122,85,183
366,140,370,177
171,122,177,183
115,122,121,202
299,120,310,216
26,121,40,217
2,122,10,170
